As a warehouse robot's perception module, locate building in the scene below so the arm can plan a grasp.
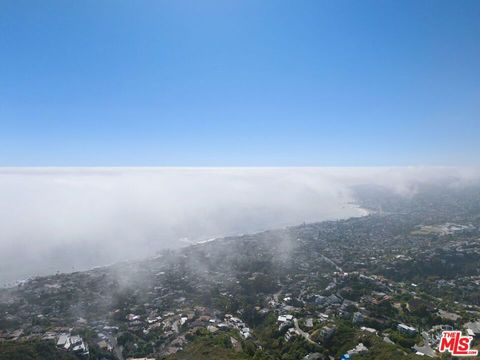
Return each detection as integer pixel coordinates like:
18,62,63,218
397,323,417,335
347,342,368,356
465,321,480,338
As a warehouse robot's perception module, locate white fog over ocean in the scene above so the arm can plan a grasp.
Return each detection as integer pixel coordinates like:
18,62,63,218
0,167,478,286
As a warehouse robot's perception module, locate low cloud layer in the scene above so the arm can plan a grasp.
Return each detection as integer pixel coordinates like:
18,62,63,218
0,167,478,285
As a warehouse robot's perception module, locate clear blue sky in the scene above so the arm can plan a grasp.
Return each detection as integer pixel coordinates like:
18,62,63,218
1,0,479,166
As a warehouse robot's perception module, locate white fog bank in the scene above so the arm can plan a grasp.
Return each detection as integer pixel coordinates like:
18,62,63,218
0,167,478,285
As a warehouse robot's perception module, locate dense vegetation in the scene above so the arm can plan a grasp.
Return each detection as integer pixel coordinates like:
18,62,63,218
0,340,78,360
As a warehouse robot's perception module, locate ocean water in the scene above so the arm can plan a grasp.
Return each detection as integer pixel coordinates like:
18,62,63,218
0,168,371,285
